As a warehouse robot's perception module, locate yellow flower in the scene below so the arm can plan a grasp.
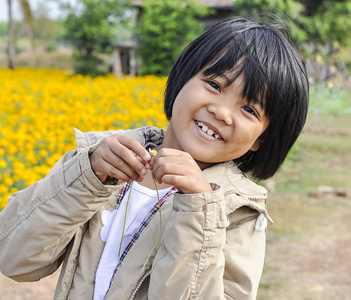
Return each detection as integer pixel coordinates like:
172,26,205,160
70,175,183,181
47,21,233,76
149,149,157,157
3,175,13,186
0,160,7,169
0,68,169,209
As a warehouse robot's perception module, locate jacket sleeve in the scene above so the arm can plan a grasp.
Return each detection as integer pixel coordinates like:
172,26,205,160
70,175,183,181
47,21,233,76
148,187,266,300
0,146,117,282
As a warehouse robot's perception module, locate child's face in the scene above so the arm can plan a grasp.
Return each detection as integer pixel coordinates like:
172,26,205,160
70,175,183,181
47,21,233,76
165,72,269,169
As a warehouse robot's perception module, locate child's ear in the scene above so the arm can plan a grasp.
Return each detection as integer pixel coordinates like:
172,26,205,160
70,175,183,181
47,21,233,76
250,138,263,152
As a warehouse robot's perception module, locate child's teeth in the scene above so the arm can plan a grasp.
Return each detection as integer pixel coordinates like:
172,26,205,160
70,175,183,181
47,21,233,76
197,121,221,139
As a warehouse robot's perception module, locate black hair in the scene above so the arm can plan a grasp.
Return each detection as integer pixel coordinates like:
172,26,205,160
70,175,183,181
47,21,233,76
164,17,309,180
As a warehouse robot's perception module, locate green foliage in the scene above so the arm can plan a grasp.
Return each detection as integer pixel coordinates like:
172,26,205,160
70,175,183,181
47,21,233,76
301,0,351,49
45,41,58,52
234,0,308,44
234,0,351,66
72,53,107,75
137,0,210,76
61,0,130,75
33,3,61,43
0,22,8,37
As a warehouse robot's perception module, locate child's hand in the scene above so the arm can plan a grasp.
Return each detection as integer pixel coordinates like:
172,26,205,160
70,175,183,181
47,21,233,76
150,148,212,194
89,134,151,183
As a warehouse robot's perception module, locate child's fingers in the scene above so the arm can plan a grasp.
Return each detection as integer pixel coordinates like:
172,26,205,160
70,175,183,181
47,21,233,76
107,145,146,178
153,164,211,194
151,148,212,193
102,152,143,181
151,149,192,170
117,135,151,163
149,148,182,168
109,135,151,175
90,147,142,182
90,134,149,182
156,174,188,190
95,159,140,183
152,160,187,183
136,156,151,169
151,154,184,183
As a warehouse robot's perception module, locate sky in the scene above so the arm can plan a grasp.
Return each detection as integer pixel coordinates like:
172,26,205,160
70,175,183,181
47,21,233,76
0,0,74,21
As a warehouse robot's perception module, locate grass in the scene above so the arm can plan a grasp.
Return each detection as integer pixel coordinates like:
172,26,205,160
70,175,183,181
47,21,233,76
257,82,351,299
277,114,351,194
309,82,351,115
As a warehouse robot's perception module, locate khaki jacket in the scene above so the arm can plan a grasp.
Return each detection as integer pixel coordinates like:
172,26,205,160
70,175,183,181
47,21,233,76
0,127,272,300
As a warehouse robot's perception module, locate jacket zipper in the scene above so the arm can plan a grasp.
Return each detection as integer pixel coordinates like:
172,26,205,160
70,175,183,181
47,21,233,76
129,269,151,300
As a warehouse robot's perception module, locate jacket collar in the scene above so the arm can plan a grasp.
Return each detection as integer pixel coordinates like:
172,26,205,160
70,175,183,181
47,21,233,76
73,126,166,153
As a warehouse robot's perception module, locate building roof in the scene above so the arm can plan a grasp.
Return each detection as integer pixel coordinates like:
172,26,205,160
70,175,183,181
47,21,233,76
132,0,235,8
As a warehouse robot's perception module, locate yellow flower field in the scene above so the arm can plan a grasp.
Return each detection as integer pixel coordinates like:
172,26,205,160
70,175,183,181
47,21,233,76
0,69,168,209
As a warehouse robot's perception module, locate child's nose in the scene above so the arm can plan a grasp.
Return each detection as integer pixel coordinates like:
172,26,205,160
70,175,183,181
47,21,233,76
208,103,233,126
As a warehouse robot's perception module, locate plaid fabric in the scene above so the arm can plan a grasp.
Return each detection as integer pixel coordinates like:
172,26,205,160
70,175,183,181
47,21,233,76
114,183,131,209
141,129,164,147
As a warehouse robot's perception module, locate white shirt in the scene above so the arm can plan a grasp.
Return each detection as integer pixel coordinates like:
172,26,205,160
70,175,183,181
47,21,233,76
94,182,172,300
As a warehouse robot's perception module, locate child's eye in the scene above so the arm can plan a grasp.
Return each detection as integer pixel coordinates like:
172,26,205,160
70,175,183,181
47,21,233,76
206,80,221,92
242,105,258,118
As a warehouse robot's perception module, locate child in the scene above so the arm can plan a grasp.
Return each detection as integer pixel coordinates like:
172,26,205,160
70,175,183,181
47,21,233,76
0,17,308,299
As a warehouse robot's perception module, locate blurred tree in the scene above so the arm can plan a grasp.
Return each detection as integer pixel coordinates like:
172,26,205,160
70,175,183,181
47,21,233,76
234,0,351,61
137,0,210,76
61,0,130,75
299,0,351,50
33,2,60,46
234,0,308,43
7,0,33,69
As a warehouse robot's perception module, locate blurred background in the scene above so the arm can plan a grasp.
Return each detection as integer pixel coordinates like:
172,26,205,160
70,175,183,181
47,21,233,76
0,0,350,299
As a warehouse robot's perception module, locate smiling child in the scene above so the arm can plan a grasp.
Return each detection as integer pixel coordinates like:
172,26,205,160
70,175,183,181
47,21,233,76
0,17,308,299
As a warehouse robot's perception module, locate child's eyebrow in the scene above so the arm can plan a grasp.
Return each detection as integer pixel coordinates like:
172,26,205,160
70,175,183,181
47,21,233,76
205,71,266,110
218,74,266,108
202,71,232,86
218,74,232,86
251,97,266,111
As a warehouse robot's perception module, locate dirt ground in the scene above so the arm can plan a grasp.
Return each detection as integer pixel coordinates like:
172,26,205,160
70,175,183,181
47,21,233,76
258,194,351,300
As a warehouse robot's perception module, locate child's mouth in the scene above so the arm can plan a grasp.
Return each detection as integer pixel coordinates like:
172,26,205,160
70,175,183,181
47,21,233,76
195,121,223,140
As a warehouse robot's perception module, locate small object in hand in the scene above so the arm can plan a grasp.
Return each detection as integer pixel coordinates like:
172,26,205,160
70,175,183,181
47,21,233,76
149,149,157,157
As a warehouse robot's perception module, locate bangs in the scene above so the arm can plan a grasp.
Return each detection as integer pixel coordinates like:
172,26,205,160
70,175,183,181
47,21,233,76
200,26,291,118
202,53,267,112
